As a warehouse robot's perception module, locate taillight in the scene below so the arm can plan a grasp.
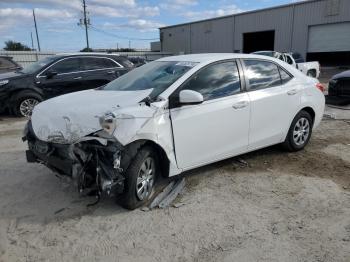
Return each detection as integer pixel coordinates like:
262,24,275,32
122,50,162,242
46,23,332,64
316,83,325,92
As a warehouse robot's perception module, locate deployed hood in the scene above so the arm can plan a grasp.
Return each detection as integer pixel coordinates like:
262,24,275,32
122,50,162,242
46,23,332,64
31,89,154,144
332,70,350,80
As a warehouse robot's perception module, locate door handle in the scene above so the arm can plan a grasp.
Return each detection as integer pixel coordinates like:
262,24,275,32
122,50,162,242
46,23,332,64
232,101,249,109
107,71,115,74
73,76,82,80
287,89,298,95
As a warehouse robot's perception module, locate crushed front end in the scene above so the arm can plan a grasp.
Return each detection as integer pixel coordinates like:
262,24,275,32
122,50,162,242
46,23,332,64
24,120,126,198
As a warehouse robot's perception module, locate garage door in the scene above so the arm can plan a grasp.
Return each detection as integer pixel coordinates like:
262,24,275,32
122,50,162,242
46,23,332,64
308,22,350,52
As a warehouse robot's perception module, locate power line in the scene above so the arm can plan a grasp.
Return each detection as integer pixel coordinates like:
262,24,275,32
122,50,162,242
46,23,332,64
90,25,160,41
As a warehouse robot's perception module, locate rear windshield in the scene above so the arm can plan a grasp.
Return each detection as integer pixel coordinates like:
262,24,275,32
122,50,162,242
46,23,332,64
117,57,135,68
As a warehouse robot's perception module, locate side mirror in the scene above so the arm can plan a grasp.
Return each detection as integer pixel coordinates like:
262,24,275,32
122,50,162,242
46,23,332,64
45,70,58,79
179,89,204,105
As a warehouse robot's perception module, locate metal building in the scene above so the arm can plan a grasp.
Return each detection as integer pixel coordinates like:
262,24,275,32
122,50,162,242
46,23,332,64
159,0,350,65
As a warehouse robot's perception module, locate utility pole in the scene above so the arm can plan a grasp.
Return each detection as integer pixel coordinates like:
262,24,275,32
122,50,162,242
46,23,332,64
81,0,90,50
32,9,41,51
129,40,131,49
30,32,34,50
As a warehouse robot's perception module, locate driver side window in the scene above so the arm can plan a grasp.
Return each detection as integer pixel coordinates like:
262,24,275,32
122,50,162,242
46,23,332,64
181,61,241,101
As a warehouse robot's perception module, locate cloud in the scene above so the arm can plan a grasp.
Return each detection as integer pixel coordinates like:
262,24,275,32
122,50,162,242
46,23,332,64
182,4,243,21
103,19,165,32
0,1,160,33
90,5,159,18
0,7,76,32
160,0,197,10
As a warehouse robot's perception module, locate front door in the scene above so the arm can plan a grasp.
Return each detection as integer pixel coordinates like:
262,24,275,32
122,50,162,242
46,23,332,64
37,57,83,98
169,60,250,170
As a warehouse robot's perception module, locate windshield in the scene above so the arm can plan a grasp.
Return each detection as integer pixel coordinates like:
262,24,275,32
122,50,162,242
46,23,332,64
20,56,57,74
103,61,197,99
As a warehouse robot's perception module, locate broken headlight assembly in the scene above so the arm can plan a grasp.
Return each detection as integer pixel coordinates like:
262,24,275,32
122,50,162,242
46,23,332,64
99,112,117,135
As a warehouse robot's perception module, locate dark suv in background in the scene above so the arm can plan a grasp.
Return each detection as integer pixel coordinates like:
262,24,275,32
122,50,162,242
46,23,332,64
0,53,134,117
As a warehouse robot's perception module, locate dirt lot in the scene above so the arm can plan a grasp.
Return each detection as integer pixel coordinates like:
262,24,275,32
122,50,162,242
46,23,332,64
1,73,350,261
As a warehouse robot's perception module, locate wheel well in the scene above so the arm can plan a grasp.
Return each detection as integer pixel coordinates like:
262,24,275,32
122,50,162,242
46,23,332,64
144,141,170,178
301,107,315,124
10,89,43,102
125,140,170,178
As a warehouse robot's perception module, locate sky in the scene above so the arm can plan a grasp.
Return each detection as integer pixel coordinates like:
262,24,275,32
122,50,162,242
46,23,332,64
0,0,303,51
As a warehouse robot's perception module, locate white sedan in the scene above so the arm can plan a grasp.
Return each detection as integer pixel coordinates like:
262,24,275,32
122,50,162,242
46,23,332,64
24,53,325,209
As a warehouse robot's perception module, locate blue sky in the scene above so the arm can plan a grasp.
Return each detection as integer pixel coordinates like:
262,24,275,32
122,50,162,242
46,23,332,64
0,0,301,51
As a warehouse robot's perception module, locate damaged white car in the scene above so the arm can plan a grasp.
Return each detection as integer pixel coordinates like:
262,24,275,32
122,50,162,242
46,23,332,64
24,54,325,209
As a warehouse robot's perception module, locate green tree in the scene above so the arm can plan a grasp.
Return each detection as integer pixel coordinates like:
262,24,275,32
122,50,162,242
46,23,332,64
4,40,32,51
80,47,93,52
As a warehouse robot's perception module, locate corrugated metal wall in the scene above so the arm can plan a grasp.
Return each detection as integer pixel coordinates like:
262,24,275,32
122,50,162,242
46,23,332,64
190,17,234,53
160,0,350,59
233,6,294,53
292,0,350,54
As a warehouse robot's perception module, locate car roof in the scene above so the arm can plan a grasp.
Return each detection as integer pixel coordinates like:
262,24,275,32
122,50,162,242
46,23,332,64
158,53,279,63
53,53,122,59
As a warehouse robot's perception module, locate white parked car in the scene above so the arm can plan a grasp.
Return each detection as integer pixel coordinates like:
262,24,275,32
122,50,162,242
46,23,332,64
24,53,325,209
253,51,321,78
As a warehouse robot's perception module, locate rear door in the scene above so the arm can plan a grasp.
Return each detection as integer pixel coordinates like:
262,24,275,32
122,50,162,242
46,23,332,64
169,60,250,169
241,59,301,150
37,57,83,98
80,57,124,89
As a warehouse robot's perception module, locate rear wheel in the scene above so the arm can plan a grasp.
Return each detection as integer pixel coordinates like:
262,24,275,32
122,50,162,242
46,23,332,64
119,146,158,210
12,91,42,117
282,110,313,152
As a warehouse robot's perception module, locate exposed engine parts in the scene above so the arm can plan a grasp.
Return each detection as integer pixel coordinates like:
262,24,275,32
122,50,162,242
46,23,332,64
24,121,146,200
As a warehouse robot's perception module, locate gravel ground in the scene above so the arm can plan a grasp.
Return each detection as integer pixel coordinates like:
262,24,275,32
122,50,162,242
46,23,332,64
1,84,350,261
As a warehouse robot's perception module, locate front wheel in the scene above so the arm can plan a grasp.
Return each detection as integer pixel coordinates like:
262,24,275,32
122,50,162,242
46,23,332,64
119,146,158,210
12,91,42,117
282,110,313,152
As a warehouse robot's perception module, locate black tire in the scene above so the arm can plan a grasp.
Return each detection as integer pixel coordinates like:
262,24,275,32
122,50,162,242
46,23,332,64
282,110,313,152
119,146,159,210
11,91,43,117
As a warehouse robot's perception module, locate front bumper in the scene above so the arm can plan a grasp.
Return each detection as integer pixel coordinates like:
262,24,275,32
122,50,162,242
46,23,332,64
24,121,125,196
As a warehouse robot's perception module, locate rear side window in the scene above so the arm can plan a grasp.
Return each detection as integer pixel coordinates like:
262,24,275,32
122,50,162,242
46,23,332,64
243,60,281,90
81,57,118,71
181,61,241,101
116,57,134,68
50,58,81,74
279,67,293,84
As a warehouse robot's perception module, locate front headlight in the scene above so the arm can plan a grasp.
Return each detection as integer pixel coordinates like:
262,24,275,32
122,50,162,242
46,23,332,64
99,112,117,135
0,80,9,86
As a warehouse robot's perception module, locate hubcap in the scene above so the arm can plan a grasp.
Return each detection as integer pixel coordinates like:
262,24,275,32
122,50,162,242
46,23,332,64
136,157,155,201
293,117,310,146
19,98,39,117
